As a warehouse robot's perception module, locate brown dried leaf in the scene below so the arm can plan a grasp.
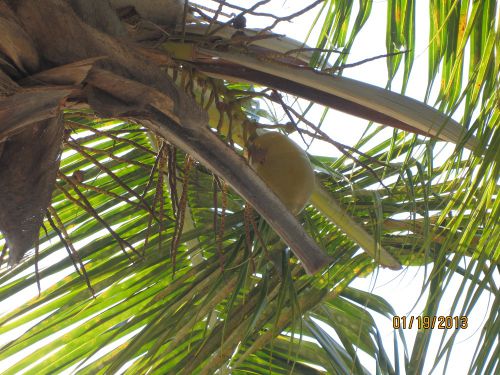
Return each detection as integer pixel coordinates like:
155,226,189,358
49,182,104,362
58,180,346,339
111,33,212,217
0,86,74,140
0,115,64,265
0,16,39,73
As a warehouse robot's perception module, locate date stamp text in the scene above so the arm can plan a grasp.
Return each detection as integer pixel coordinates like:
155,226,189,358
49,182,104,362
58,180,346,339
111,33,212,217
393,316,468,329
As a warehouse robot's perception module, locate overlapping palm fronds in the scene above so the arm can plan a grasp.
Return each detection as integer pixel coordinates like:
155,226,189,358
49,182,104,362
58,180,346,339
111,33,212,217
0,1,498,374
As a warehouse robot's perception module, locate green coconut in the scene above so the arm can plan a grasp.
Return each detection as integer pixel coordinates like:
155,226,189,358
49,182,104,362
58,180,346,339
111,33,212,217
249,132,314,215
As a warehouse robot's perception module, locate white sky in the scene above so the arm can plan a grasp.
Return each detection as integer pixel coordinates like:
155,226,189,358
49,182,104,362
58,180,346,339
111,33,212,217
0,1,497,374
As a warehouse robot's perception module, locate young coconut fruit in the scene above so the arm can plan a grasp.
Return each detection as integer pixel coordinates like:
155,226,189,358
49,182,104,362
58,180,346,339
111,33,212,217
248,132,314,215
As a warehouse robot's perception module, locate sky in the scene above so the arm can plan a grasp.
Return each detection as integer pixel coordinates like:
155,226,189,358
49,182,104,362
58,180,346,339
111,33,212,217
0,1,497,374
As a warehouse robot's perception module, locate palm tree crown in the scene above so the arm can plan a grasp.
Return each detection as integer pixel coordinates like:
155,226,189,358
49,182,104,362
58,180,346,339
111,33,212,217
0,1,497,374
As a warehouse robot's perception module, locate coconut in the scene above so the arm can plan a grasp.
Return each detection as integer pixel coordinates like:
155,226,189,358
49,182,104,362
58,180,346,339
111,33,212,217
248,132,314,215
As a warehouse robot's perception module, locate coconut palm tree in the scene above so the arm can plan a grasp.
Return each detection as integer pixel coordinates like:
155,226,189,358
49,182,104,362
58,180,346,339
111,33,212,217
0,1,497,374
